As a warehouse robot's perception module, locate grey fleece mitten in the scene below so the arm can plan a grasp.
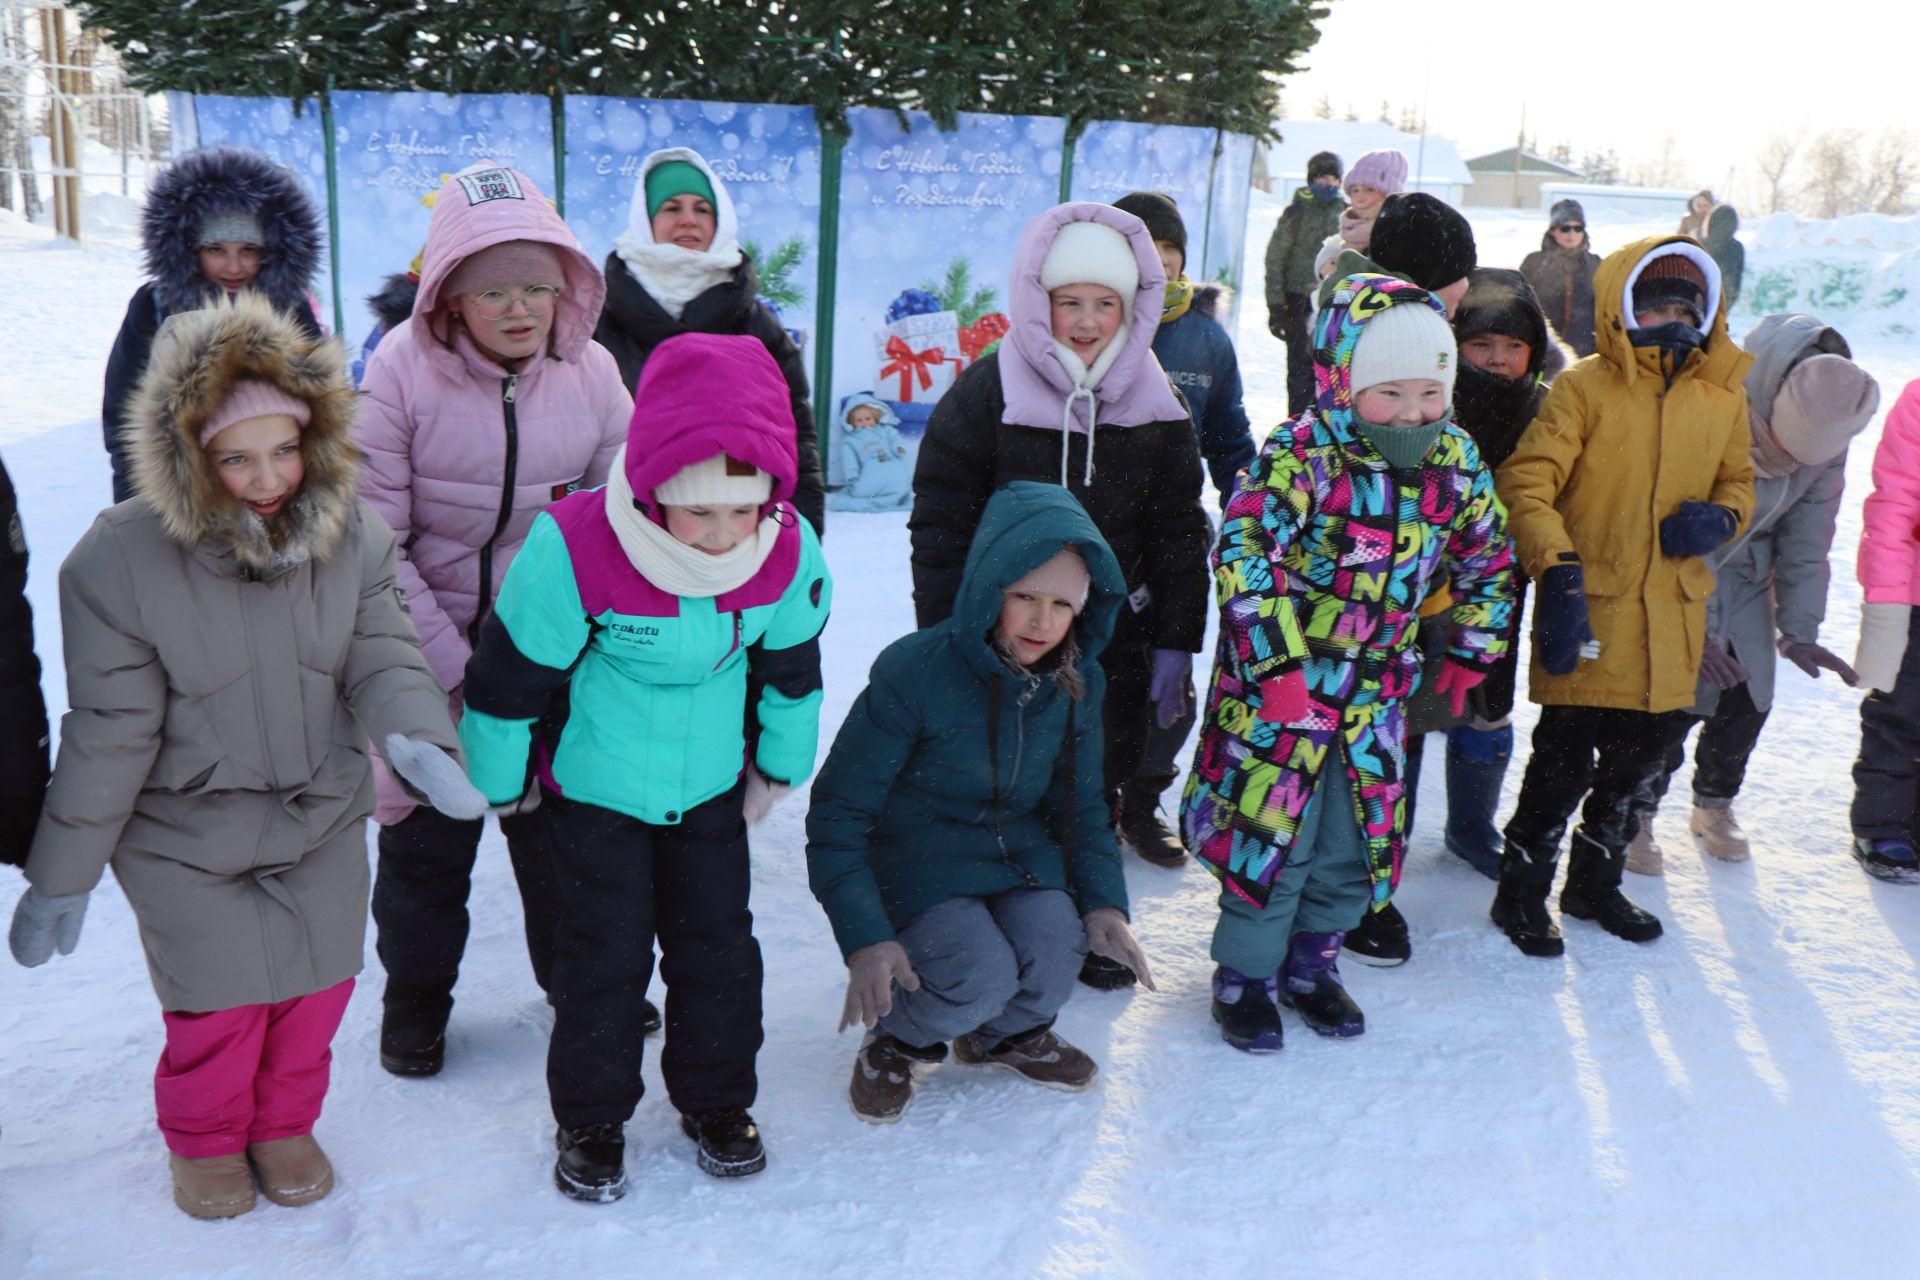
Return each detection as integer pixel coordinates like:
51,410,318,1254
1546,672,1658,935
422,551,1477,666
9,887,88,968
382,734,488,821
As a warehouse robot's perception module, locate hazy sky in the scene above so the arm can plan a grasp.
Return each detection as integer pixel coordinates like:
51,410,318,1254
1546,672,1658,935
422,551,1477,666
1276,0,1897,205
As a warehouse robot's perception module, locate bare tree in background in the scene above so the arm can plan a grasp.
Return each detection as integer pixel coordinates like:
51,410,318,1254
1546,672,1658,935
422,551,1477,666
1753,129,1803,215
0,5,39,217
1801,130,1863,218
1863,130,1915,214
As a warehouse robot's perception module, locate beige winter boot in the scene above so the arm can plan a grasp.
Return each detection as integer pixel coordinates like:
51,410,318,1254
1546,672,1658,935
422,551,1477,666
1624,818,1664,876
247,1134,334,1207
169,1151,256,1219
1690,805,1753,862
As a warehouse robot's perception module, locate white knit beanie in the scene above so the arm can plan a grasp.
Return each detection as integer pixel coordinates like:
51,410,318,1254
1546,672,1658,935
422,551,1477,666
1349,301,1458,401
652,452,773,507
1040,222,1140,318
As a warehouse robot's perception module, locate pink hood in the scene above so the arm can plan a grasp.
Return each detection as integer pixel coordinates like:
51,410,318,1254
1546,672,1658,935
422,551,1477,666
624,332,798,515
411,165,608,381
999,201,1188,435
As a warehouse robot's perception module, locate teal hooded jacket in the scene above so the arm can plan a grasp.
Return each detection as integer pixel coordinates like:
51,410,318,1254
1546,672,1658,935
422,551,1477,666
805,483,1129,958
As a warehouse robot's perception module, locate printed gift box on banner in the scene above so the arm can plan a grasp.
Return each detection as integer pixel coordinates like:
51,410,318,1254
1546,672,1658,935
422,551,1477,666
872,289,961,425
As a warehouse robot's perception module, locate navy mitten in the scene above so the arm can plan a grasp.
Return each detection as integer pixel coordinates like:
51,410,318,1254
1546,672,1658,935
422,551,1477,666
1658,502,1737,559
1534,562,1594,677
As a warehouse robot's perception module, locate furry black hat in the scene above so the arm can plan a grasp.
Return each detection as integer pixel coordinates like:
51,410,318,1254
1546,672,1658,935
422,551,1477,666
1307,150,1343,183
1549,198,1586,230
1113,191,1186,259
141,147,324,315
1369,192,1477,292
1454,268,1549,377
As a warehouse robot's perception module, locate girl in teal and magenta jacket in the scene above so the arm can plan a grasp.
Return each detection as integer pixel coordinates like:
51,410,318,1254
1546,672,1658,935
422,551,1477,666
460,332,831,1203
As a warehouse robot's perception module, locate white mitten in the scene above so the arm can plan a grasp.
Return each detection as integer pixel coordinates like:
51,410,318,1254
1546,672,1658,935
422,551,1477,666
742,768,793,826
1855,603,1911,694
382,734,488,821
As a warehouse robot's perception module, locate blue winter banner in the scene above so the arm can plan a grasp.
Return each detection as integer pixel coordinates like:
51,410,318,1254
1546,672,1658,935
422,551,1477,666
562,97,822,354
328,92,556,350
1202,131,1258,335
1067,120,1217,230
175,95,331,320
828,108,1066,502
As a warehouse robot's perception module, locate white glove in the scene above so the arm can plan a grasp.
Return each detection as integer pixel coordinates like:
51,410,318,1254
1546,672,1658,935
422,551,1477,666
1083,907,1156,991
742,767,793,826
382,734,488,821
1855,603,1911,694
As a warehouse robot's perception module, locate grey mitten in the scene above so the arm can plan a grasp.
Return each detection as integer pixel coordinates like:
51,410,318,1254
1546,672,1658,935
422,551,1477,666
741,768,793,826
9,887,88,968
382,734,487,821
1083,907,1156,991
839,939,920,1033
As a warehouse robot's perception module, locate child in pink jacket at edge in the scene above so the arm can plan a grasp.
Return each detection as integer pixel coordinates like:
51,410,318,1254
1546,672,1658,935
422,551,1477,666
355,163,633,1077
1850,378,1920,882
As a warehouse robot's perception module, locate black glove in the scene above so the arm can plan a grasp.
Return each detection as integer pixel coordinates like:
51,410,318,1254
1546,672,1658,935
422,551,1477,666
1659,502,1737,559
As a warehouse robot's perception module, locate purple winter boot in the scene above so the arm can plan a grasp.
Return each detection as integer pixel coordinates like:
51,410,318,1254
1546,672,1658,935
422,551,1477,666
1280,932,1366,1038
1210,965,1285,1053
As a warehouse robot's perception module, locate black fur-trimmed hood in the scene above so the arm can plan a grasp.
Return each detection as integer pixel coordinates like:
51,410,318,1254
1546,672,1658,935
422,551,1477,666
125,293,359,574
366,272,420,332
142,147,324,314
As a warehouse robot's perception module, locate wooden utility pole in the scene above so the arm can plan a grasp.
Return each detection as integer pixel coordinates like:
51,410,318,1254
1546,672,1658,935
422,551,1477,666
38,4,83,241
1512,104,1525,209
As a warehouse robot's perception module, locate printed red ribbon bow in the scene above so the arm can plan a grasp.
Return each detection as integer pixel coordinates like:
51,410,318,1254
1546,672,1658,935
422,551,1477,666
881,335,947,401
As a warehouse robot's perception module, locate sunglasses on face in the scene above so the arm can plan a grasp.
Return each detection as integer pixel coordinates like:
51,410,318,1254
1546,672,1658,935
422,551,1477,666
1556,224,1585,234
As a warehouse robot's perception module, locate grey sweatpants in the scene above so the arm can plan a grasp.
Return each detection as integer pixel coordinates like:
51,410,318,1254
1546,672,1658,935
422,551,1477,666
874,888,1088,1050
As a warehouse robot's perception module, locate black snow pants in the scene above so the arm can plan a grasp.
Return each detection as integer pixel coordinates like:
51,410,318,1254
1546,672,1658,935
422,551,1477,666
1504,705,1696,857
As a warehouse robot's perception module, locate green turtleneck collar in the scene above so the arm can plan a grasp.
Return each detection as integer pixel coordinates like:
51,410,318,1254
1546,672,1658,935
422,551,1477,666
1352,416,1448,470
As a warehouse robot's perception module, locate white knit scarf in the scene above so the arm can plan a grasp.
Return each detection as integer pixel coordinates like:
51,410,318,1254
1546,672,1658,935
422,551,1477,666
612,234,745,319
603,446,781,598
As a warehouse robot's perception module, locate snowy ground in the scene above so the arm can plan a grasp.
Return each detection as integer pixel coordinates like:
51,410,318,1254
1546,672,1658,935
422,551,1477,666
4,195,1920,1280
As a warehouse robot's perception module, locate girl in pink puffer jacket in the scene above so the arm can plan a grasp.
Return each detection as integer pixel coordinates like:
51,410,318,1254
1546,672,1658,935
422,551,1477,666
1850,378,1920,882
356,163,632,1075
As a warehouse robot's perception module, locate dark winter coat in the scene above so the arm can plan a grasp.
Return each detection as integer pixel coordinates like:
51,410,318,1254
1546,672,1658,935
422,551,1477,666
30,295,459,1012
1154,285,1256,504
807,482,1128,957
1705,205,1745,310
1520,234,1602,358
909,352,1210,654
0,453,49,869
1265,185,1346,303
102,148,325,504
594,253,825,533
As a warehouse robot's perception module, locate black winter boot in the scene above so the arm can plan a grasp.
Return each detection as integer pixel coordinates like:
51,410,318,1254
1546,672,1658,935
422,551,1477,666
680,1107,767,1178
380,980,453,1077
1078,952,1139,990
640,998,662,1036
554,1123,628,1202
1115,801,1188,868
1211,966,1285,1052
1560,829,1663,942
1490,839,1565,957
1341,901,1411,967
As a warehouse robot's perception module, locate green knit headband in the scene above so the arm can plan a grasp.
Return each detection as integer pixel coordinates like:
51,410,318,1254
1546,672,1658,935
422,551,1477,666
645,161,716,221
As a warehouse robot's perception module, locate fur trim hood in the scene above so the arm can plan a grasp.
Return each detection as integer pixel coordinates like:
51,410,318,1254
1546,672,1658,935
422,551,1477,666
366,272,420,332
141,147,324,315
125,292,360,575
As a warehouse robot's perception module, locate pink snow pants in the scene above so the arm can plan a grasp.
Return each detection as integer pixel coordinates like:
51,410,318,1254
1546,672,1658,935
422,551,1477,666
153,978,354,1158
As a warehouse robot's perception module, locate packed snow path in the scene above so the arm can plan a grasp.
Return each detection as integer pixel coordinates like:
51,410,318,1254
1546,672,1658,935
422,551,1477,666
2,199,1919,1278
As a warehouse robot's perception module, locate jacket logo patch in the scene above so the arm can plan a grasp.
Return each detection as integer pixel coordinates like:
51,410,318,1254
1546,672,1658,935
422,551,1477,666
551,478,584,501
609,620,660,645
457,168,525,205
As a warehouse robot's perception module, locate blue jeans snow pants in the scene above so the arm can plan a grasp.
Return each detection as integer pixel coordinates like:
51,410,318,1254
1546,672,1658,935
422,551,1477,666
875,889,1088,1050
1211,768,1375,976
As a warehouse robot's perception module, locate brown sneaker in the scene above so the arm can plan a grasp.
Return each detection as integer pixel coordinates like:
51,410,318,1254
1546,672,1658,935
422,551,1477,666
952,1026,1098,1091
247,1134,334,1207
1690,805,1752,862
849,1034,946,1124
1624,819,1664,876
169,1151,256,1219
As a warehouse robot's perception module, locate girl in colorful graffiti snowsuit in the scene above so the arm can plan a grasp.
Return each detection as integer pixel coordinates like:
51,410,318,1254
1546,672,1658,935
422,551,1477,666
356,164,633,1078
1182,273,1515,1052
10,295,479,1219
459,332,831,1202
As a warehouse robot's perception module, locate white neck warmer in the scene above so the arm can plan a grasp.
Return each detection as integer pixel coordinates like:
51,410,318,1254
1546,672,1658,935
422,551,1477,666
613,234,745,319
603,446,781,598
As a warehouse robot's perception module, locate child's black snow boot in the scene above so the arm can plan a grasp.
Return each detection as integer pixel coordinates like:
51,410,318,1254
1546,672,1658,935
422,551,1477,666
1560,828,1663,942
1341,900,1411,966
1280,932,1366,1037
1211,965,1285,1052
554,1122,628,1202
1853,837,1920,884
681,1107,767,1178
1491,839,1565,957
379,980,452,1077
